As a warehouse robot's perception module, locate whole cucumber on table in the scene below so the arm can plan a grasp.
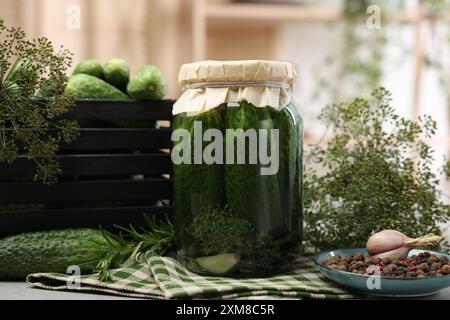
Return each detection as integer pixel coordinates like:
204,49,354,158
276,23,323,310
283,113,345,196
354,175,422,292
225,102,282,237
0,229,111,279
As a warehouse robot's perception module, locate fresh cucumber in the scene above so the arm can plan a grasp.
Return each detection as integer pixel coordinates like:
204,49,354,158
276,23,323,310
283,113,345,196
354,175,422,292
224,102,282,237
271,103,303,236
104,58,130,92
173,109,225,245
73,59,104,79
127,65,168,100
65,74,129,100
0,229,111,279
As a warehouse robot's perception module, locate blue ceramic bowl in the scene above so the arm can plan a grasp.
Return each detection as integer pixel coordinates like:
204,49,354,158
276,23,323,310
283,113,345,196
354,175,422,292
314,248,450,297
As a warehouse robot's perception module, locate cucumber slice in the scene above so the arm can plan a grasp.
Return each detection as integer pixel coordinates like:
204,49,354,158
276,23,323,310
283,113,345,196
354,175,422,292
195,253,240,275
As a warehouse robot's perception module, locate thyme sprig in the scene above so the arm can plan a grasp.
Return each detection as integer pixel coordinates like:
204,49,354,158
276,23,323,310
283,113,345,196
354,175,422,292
304,87,450,250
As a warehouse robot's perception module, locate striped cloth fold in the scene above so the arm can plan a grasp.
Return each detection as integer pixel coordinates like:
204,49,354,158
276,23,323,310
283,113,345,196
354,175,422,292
27,253,354,300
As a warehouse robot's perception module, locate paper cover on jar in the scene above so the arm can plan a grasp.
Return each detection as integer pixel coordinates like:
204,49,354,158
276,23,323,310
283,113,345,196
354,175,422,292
173,60,297,116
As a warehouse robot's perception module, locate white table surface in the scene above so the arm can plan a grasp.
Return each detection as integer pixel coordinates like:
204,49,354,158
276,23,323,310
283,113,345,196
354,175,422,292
0,282,139,300
0,281,449,300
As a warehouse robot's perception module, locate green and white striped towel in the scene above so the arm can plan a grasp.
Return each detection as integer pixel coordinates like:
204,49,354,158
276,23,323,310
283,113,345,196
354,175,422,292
27,253,354,300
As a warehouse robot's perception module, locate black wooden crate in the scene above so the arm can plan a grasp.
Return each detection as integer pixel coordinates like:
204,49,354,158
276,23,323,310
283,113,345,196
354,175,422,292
0,100,174,237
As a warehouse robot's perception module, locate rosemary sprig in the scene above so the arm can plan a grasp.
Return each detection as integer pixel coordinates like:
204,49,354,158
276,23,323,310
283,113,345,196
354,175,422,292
95,215,175,281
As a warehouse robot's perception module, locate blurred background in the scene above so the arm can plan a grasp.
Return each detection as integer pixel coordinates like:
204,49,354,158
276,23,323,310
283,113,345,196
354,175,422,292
2,0,450,189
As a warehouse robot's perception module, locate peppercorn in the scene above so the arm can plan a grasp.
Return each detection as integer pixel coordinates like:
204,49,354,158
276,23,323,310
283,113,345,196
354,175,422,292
383,264,397,273
399,260,408,267
337,264,347,271
406,271,417,277
353,252,365,261
323,260,332,266
328,264,339,270
372,257,382,265
430,262,441,271
352,261,364,269
416,263,429,272
344,256,353,263
440,265,450,275
396,266,406,273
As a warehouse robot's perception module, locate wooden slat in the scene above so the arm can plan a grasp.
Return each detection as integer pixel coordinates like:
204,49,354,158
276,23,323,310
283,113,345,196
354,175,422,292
0,179,172,204
0,205,174,237
0,99,175,236
5,128,173,150
67,99,174,121
60,128,173,150
0,154,173,178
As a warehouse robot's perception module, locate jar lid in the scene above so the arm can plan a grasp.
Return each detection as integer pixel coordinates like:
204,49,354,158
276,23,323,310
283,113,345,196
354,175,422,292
178,60,297,88
173,60,297,116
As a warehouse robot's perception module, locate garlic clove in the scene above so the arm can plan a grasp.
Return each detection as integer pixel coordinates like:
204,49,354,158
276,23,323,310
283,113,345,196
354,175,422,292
367,230,442,260
366,229,410,255
195,253,240,275
371,246,411,260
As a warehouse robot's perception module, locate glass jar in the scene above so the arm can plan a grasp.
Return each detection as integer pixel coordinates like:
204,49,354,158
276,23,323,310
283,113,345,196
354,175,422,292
172,60,303,277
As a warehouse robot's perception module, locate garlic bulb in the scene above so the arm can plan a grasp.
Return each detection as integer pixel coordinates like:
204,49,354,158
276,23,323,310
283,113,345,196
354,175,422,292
366,230,442,260
369,246,412,260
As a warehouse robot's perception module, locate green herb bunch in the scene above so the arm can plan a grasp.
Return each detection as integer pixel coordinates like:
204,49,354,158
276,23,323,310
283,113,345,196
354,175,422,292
95,215,175,281
188,206,253,255
0,19,78,183
304,87,450,250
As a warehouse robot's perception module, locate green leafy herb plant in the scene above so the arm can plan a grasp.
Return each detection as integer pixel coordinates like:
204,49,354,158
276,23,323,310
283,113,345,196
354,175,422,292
0,19,78,183
304,87,450,250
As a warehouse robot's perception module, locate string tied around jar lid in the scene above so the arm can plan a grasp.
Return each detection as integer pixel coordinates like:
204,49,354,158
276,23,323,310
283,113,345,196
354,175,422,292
184,81,292,91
